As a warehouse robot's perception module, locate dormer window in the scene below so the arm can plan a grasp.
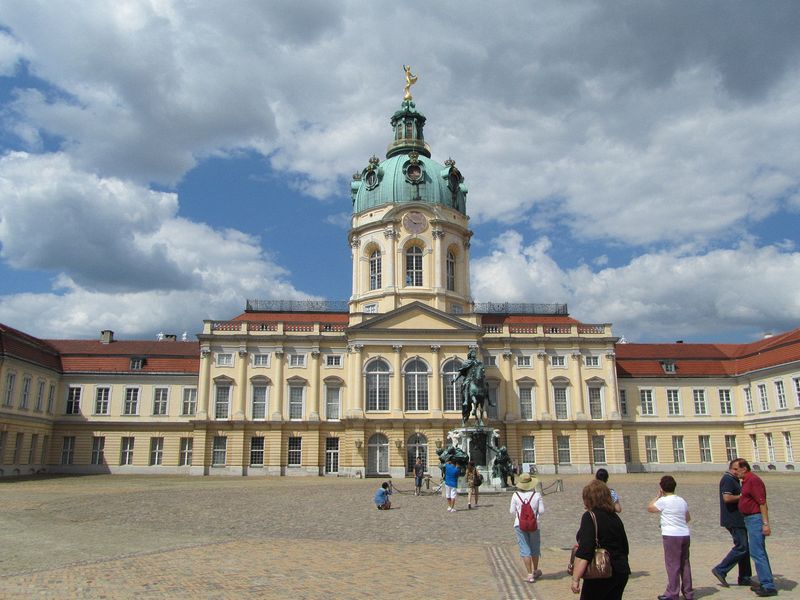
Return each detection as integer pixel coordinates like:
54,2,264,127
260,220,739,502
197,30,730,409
130,358,144,370
662,361,676,374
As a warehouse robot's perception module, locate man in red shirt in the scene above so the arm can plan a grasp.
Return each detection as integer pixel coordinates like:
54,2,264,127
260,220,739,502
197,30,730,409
733,458,777,597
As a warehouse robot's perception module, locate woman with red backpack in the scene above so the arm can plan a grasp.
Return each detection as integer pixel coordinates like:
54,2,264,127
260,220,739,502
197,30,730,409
510,473,544,583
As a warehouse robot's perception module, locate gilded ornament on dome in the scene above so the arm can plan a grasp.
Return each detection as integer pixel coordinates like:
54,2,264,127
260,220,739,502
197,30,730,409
403,65,418,100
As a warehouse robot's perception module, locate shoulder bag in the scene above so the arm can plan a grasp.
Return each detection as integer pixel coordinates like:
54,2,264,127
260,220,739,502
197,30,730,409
567,510,612,579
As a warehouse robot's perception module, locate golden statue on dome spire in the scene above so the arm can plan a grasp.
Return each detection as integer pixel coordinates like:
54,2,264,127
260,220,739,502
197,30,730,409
403,65,418,100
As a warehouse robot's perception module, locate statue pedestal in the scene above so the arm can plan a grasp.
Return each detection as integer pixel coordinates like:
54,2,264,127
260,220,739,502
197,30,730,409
444,425,506,492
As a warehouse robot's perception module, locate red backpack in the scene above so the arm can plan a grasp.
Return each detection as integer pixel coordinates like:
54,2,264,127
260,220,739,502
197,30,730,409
516,492,538,532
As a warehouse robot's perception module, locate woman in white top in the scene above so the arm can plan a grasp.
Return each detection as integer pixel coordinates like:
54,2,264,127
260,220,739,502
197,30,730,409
509,473,545,583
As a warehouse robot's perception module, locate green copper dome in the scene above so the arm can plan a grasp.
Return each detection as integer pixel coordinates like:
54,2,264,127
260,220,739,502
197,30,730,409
351,100,468,215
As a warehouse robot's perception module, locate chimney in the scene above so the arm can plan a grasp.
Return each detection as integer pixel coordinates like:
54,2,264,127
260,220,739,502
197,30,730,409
676,340,684,344
163,334,177,341
100,330,114,344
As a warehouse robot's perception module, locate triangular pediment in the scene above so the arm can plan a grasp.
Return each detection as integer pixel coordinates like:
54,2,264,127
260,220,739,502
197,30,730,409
349,302,481,334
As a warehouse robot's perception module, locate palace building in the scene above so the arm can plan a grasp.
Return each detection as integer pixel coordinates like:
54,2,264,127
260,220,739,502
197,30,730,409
1,89,799,478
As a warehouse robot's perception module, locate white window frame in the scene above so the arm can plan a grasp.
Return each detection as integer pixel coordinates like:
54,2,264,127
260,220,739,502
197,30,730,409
212,436,227,466
250,436,265,466
179,437,193,466
619,389,627,416
662,361,676,374
553,385,569,419
672,436,686,463
551,355,566,368
666,388,682,416
774,380,787,409
369,249,382,290
699,435,712,462
3,372,16,406
750,434,760,462
645,435,659,463
34,380,45,411
326,354,343,368
556,435,571,464
585,355,600,368
765,432,775,462
718,388,733,415
519,386,534,420
446,251,456,291
120,437,135,465
794,376,800,408
521,436,536,464
592,435,606,464
94,386,111,415
783,431,794,463
516,354,531,368
588,386,603,419
149,437,164,465
405,245,423,287
123,387,140,416
216,352,234,367
639,388,655,416
181,387,197,416
287,436,302,467
91,436,105,465
442,358,460,412
366,359,390,412
20,375,31,409
153,387,169,416
744,387,754,414
404,358,429,412
288,385,304,420
325,437,340,474
47,384,55,413
214,384,230,419
61,436,75,465
289,353,307,368
251,384,268,420
757,384,769,412
325,385,341,421
66,386,82,415
725,435,738,462
252,353,270,367
693,388,708,415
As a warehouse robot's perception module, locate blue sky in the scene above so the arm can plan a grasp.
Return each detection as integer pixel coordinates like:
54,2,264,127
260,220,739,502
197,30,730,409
1,1,799,343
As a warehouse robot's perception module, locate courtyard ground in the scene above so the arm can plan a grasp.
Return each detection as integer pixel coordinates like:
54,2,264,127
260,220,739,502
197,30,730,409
0,471,797,599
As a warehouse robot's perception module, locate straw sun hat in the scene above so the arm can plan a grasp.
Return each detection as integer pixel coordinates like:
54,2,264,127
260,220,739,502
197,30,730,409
516,473,539,491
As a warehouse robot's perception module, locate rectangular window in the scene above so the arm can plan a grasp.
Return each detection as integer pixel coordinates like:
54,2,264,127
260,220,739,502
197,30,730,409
20,376,31,409
326,386,340,420
672,436,686,463
182,387,197,416
216,353,233,367
639,389,654,415
553,386,568,419
123,388,139,415
585,355,600,367
250,436,265,466
775,380,787,409
252,353,270,367
289,354,306,368
215,385,230,419
619,389,627,416
153,388,169,415
179,438,193,466
750,434,760,462
325,437,339,473
130,357,144,370
757,384,769,412
725,435,738,462
551,355,565,367
0,431,6,463
592,435,606,464
149,437,164,465
519,386,533,420
794,377,800,407
35,380,45,411
60,436,75,465
645,436,659,463
556,435,571,464
91,436,105,465
47,384,55,413
120,437,135,465
41,435,49,464
693,389,708,415
28,434,38,464
699,435,712,462
667,389,681,415
66,386,82,415
783,432,794,463
4,372,16,406
212,436,227,466
623,435,632,463
516,355,531,367
289,386,304,420
13,432,23,463
588,387,602,419
288,436,302,467
744,387,754,414
765,433,775,462
662,361,676,374
94,387,110,415
252,385,267,420
521,436,536,464
718,389,733,415
326,354,342,368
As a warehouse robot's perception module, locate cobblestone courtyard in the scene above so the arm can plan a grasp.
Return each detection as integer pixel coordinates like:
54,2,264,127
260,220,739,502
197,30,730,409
1,472,797,599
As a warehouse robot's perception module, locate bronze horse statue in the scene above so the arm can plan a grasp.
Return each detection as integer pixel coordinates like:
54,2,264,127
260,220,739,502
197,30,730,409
461,364,492,426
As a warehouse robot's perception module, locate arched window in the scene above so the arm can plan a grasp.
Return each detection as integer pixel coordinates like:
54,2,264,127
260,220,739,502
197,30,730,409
369,249,381,290
404,358,429,411
446,251,456,291
367,433,389,475
442,358,462,411
365,359,390,411
406,433,428,474
405,246,423,286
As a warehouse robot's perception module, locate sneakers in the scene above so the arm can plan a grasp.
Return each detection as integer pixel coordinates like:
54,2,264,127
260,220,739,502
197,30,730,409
711,568,728,587
754,588,778,597
533,569,542,580
447,507,456,512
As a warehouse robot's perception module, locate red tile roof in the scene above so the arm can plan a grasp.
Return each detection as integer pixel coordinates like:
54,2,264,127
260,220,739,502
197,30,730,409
45,339,200,374
0,323,62,371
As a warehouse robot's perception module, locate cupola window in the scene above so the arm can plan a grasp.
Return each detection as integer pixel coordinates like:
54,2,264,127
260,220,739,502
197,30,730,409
405,246,423,286
369,250,382,290
446,251,456,291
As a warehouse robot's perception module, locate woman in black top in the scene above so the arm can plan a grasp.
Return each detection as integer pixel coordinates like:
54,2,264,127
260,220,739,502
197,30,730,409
570,480,631,599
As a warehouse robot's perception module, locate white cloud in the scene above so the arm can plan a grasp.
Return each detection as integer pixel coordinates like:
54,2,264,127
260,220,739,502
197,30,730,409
472,231,800,342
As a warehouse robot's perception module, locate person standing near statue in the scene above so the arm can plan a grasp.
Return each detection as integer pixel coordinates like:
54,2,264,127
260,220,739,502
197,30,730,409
443,457,461,513
413,456,425,497
711,459,752,588
466,461,480,509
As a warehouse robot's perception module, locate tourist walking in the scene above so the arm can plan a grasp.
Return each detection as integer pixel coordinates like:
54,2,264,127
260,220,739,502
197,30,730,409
413,456,425,496
711,459,752,587
734,458,778,596
647,475,694,600
443,457,461,512
595,467,622,513
569,480,630,599
509,473,544,583
466,461,480,508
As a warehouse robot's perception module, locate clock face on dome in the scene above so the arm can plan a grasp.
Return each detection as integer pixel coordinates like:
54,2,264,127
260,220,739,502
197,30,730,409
403,211,427,234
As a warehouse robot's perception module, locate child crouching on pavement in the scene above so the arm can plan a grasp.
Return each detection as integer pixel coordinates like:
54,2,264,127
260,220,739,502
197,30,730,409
374,481,392,510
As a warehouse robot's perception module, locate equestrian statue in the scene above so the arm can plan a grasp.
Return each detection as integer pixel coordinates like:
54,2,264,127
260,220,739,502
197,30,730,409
453,348,494,427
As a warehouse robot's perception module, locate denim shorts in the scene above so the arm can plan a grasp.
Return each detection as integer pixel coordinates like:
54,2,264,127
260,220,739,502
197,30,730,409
415,476,423,487
514,526,541,557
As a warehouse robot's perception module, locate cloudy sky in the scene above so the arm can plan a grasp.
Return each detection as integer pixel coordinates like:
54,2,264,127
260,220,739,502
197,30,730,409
1,1,799,343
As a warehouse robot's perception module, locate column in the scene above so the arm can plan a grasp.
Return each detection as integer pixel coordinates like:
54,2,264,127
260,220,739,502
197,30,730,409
429,345,442,418
350,237,360,299
234,349,248,419
572,351,587,420
537,351,551,420
348,344,364,418
503,350,516,420
391,344,403,417
271,349,284,421
309,350,321,421
384,229,397,293
432,229,444,292
197,349,212,419
605,351,620,419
